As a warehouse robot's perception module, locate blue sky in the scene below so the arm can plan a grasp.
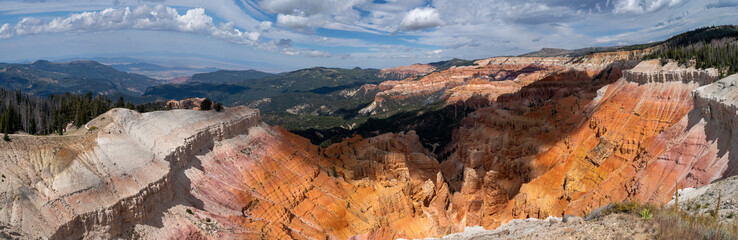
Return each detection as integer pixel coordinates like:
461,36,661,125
0,0,737,72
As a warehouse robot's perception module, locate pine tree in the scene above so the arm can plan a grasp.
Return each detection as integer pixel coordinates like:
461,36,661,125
200,98,212,111
29,117,36,135
55,110,64,136
0,89,165,135
116,96,125,108
74,100,83,127
2,111,9,142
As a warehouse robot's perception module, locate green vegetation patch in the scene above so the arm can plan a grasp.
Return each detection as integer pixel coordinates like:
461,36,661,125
645,25,738,78
0,89,165,136
428,58,475,71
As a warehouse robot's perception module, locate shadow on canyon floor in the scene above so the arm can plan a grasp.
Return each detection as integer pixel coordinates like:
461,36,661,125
297,61,632,202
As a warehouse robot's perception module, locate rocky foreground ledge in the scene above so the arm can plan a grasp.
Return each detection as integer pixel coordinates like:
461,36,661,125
429,174,738,240
0,107,260,239
422,214,656,240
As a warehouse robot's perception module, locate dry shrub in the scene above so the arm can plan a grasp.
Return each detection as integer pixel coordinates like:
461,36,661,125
584,199,738,240
585,200,658,220
655,205,738,240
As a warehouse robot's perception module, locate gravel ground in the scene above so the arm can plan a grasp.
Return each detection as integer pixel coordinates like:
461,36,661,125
425,214,657,240
668,175,738,224
426,176,738,240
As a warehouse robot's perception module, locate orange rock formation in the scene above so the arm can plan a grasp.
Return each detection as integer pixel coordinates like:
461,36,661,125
362,52,644,115
10,49,738,240
167,97,207,110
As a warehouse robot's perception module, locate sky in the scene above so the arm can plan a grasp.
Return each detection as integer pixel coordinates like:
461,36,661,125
0,0,737,72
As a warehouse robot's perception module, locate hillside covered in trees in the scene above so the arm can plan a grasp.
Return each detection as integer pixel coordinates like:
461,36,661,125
0,60,161,96
0,89,165,137
645,25,738,78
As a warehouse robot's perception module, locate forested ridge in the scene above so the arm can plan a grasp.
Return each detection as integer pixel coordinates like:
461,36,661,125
645,25,738,78
0,89,164,137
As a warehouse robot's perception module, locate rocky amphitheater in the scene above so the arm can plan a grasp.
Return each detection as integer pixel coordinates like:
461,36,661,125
3,50,738,239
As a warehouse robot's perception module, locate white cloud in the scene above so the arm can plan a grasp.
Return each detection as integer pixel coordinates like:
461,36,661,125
399,7,443,31
0,5,261,45
3,0,738,69
280,48,332,58
613,0,683,14
276,13,318,32
0,4,341,59
259,0,382,33
260,0,328,15
305,50,332,58
707,0,738,8
0,24,13,39
259,0,367,16
257,21,273,32
0,0,115,15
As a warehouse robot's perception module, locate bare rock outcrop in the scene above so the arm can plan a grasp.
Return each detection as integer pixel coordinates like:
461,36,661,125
0,107,259,239
166,97,208,110
623,59,718,85
668,175,738,223
651,73,738,187
424,214,656,240
363,51,645,115
425,57,727,232
363,57,572,115
378,63,436,79
1,105,458,239
694,73,738,133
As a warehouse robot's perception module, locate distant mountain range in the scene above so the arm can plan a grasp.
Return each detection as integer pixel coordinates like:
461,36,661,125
0,60,161,96
109,62,220,81
189,69,276,84
0,56,477,122
144,67,387,109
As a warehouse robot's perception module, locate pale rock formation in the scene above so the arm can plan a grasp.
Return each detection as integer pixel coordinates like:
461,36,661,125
624,59,718,85
378,63,436,79
0,107,259,239
425,214,656,240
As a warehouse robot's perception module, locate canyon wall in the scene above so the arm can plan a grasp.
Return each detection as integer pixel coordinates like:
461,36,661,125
436,59,728,231
8,53,738,239
0,107,260,239
378,63,436,79
362,51,643,115
0,106,455,239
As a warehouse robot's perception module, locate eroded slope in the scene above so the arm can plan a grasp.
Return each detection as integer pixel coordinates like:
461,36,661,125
0,107,259,239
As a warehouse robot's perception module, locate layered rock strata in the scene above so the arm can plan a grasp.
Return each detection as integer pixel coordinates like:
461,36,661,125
436,59,724,231
378,63,436,79
10,56,738,240
0,107,259,239
362,51,644,115
0,106,455,239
